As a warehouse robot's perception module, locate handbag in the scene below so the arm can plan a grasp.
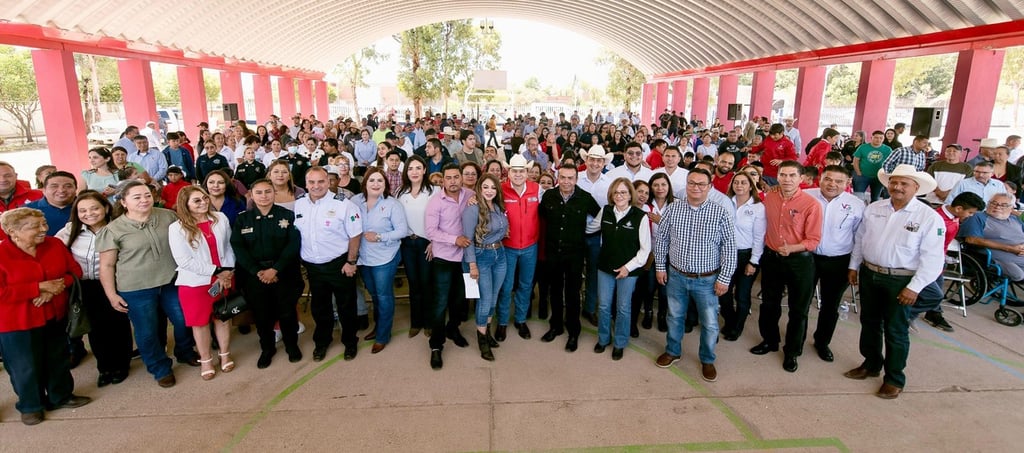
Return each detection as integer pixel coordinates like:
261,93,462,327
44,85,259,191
66,276,91,338
212,289,248,321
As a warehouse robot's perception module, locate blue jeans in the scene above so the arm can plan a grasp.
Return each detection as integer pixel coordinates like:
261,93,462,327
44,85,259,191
584,235,601,314
497,244,538,325
360,253,401,345
665,269,720,363
0,318,74,414
474,246,507,327
910,275,945,318
597,270,637,349
854,175,885,201
119,284,196,380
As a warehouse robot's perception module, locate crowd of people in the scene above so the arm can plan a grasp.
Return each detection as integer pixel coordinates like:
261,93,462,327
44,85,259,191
0,106,1020,425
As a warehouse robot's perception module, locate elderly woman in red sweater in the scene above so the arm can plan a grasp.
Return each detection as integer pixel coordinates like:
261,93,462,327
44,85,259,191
0,207,90,426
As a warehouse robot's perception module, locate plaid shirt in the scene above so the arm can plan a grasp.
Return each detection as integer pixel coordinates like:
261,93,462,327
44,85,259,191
385,169,403,197
882,146,927,173
654,198,737,286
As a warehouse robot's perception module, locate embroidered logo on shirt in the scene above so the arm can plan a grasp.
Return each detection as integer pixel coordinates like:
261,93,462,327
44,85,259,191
904,222,920,232
350,213,360,222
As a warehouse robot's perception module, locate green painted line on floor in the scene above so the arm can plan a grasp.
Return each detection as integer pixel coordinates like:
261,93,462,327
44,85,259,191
513,436,849,452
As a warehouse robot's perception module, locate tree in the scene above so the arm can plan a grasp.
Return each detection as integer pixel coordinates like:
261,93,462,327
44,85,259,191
511,76,550,105
597,51,645,112
824,63,860,106
335,45,385,117
892,54,955,103
999,47,1024,127
203,72,220,102
0,46,39,142
395,21,503,118
74,54,120,125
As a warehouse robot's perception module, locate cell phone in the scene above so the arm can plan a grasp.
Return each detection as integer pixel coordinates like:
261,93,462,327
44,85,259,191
208,281,222,297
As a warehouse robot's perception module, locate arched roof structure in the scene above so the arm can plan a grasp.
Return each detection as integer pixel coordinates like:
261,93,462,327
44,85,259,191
5,0,1024,75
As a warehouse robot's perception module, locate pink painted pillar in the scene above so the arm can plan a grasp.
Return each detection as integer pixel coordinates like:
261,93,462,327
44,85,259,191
691,78,710,123
31,49,89,176
640,83,654,125
749,70,776,121
297,79,314,117
851,60,896,135
716,74,739,129
315,80,330,121
253,74,273,123
793,66,827,142
671,80,688,115
220,70,246,121
277,77,296,120
943,49,1005,159
177,66,209,139
655,82,670,120
117,59,158,129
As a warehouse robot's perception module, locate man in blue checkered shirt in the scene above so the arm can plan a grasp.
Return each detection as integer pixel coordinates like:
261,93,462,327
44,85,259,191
882,135,930,173
653,168,737,382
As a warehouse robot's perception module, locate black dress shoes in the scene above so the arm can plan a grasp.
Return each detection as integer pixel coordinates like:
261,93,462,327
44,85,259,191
541,328,563,342
21,412,44,426
749,342,779,355
594,343,607,353
313,346,327,362
815,344,834,362
97,372,113,388
257,351,275,369
430,349,443,370
446,330,469,348
783,355,799,372
612,347,624,361
344,345,357,361
286,346,303,363
565,336,578,352
630,325,639,338
514,322,532,339
657,314,668,332
641,310,654,330
56,395,92,409
495,325,507,342
583,311,598,327
109,369,129,384
722,329,739,342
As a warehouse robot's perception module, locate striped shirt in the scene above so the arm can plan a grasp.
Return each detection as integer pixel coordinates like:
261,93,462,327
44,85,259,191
654,198,737,286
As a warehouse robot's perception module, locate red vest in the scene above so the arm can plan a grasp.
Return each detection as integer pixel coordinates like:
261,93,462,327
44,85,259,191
502,181,541,249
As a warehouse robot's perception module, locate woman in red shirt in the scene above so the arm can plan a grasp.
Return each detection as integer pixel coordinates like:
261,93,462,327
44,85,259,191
0,208,89,425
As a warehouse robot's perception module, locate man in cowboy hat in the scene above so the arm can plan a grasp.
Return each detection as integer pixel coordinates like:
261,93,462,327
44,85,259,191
967,138,999,167
495,154,542,341
845,164,945,399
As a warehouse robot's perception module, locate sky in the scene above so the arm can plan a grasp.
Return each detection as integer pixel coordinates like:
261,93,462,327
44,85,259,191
363,18,609,89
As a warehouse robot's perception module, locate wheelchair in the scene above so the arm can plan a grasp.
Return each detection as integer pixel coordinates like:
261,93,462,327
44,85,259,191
944,240,1024,326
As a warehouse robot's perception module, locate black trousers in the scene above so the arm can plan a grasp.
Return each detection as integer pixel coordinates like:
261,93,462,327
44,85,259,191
242,270,302,353
548,252,584,336
812,254,852,347
758,250,816,356
81,279,133,374
429,258,466,350
303,256,357,349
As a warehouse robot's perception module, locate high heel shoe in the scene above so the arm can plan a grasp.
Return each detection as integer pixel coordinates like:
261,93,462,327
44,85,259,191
200,358,216,381
218,352,235,373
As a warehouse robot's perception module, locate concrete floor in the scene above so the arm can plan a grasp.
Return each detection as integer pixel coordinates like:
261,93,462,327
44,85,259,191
1,288,1023,452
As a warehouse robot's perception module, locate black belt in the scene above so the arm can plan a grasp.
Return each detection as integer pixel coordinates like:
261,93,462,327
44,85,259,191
671,264,719,278
813,253,851,261
765,249,811,258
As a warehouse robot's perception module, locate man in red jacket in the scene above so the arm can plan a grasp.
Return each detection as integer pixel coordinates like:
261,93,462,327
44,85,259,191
0,162,44,241
495,154,541,342
751,124,797,185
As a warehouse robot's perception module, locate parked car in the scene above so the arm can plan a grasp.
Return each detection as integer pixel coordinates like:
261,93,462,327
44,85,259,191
158,108,180,132
87,119,127,146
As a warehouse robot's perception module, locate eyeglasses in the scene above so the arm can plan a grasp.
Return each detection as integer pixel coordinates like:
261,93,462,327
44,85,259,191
688,182,710,189
613,190,631,197
991,202,1013,209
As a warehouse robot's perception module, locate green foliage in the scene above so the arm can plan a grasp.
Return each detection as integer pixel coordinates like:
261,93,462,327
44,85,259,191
824,63,860,106
335,45,385,114
395,20,503,117
776,69,798,90
0,46,40,141
597,51,645,112
892,54,955,102
203,72,221,102
998,47,1024,126
512,76,551,105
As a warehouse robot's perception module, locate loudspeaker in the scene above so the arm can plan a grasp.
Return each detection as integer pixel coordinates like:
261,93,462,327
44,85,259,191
910,108,943,137
222,103,239,122
727,104,742,121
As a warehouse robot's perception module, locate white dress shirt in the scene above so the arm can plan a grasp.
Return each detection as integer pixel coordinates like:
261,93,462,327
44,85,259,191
293,194,363,264
732,196,766,265
656,166,689,199
805,189,865,257
578,172,610,206
605,165,654,184
849,199,945,293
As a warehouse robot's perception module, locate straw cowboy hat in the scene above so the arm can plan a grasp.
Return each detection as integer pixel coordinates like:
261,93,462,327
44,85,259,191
878,164,937,196
581,145,610,160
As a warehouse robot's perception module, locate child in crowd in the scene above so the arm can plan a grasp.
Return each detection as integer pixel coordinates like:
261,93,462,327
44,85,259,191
160,166,190,209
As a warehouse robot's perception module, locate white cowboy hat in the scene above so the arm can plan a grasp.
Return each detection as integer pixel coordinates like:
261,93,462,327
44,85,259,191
581,145,610,160
442,126,456,136
980,138,999,148
878,164,937,196
508,153,531,169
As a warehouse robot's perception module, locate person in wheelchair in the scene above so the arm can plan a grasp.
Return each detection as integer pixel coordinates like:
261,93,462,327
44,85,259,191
958,193,1024,292
910,192,986,332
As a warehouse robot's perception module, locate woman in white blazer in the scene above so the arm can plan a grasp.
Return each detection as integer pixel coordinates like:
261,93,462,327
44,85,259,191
169,186,237,381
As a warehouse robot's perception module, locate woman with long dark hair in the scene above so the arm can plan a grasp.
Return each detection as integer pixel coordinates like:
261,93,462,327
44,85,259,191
397,155,434,338
81,148,119,197
203,170,245,225
720,171,765,341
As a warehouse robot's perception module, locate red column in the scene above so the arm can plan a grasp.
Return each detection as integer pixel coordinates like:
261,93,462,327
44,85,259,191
640,83,654,125
716,74,739,129
315,80,330,121
31,49,89,177
297,79,314,117
277,77,296,120
943,49,1006,158
220,70,246,121
793,66,827,142
117,59,158,129
851,59,896,135
691,78,710,123
253,73,273,123
177,66,208,139
671,80,688,115
655,82,670,120
749,70,776,121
